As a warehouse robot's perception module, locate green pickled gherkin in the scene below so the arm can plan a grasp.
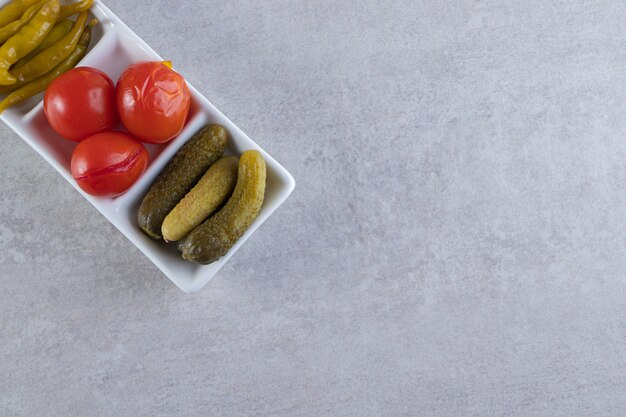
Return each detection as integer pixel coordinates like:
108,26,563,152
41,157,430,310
137,124,228,240
177,150,266,265
161,155,239,242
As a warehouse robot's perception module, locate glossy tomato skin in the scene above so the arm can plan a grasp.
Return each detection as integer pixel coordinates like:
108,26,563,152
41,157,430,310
71,132,149,197
44,67,119,142
116,61,191,144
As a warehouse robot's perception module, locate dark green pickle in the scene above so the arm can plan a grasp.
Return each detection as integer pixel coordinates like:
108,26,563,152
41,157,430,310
137,124,228,239
177,150,266,264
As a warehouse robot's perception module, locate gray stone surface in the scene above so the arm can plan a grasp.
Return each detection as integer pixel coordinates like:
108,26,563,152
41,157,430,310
2,0,626,415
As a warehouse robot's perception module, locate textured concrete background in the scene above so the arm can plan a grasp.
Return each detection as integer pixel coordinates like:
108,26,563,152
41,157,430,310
2,0,626,415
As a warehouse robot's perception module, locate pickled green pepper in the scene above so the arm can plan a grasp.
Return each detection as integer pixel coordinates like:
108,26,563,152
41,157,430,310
0,0,45,44
58,0,92,20
13,18,73,68
0,24,91,113
0,0,40,28
11,11,88,82
0,0,59,85
0,18,91,95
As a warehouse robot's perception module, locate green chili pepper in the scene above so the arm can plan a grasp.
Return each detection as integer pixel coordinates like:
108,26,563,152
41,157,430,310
0,0,40,28
0,24,91,113
13,18,72,68
58,0,92,20
0,0,45,44
0,18,93,95
0,0,59,85
11,11,87,82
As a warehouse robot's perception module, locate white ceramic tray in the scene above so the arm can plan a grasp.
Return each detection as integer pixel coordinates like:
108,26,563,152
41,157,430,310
0,0,295,292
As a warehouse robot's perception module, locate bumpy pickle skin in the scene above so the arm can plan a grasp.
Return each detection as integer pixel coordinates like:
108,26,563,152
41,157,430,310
161,156,239,242
138,125,228,240
177,150,266,265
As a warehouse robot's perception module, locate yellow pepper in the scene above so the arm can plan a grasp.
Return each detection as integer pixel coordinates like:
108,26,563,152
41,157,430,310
58,0,92,21
11,11,88,82
0,0,40,28
0,23,91,113
0,0,45,44
0,0,59,85
13,18,73,69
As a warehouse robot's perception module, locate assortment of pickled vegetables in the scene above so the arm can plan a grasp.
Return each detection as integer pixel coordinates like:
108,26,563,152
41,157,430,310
0,0,95,112
37,59,267,265
0,1,269,266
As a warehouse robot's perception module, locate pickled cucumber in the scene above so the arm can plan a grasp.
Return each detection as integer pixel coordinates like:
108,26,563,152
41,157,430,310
137,125,228,239
161,156,239,242
177,150,266,264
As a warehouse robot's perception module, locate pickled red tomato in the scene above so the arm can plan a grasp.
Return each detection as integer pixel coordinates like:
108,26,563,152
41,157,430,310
44,67,119,142
71,132,149,197
116,61,191,144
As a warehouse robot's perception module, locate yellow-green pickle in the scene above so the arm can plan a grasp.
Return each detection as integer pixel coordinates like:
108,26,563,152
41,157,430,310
177,150,266,265
162,155,239,242
138,125,229,240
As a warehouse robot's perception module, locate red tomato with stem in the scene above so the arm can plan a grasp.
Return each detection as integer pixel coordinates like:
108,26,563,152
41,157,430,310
44,67,119,142
71,132,149,197
116,61,191,144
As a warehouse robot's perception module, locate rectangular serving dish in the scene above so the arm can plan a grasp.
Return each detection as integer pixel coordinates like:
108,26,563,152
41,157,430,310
0,0,295,292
